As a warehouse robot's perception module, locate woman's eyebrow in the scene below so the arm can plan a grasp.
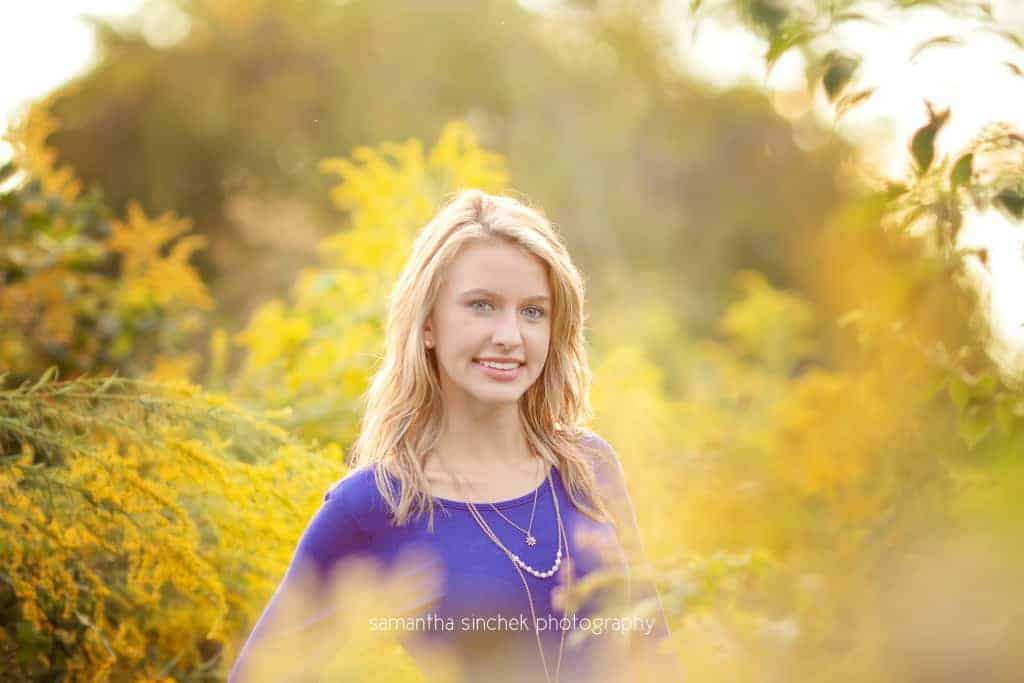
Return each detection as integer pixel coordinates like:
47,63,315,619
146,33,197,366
459,288,550,303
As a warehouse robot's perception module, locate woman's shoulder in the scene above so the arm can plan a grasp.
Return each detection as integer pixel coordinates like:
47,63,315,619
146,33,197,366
574,428,621,471
575,428,613,454
324,463,375,499
322,463,394,523
572,428,629,499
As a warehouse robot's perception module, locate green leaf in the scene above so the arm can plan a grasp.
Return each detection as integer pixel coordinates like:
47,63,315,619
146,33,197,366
15,620,36,643
96,370,120,395
822,52,860,102
950,153,973,189
0,160,16,186
766,27,816,71
948,375,970,411
834,88,877,121
972,371,998,400
748,0,788,33
24,365,59,394
984,27,1024,49
921,371,950,401
958,405,992,450
910,101,950,174
995,189,1024,219
909,35,964,63
832,12,877,25
884,181,909,200
995,396,1016,434
947,208,965,246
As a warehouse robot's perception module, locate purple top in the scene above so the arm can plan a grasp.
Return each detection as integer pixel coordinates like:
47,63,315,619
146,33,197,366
228,432,675,683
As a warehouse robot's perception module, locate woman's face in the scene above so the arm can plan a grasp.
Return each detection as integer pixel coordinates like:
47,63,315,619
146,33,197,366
424,239,552,408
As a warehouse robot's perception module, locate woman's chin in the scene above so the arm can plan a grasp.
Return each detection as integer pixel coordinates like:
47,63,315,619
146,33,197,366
464,381,527,404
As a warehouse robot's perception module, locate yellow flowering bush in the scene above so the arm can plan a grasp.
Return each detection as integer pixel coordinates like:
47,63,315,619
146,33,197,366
0,102,210,387
0,371,347,679
585,195,1024,681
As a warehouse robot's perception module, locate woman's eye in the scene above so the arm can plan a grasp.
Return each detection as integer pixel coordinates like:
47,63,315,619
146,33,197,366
470,300,545,320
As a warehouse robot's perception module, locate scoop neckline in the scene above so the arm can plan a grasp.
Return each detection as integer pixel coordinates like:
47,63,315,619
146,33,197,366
431,463,556,510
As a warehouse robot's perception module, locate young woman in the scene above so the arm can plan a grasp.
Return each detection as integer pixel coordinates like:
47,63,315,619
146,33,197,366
228,190,676,682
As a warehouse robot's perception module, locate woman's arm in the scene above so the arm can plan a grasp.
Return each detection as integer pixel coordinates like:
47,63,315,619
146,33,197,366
227,479,372,683
582,432,680,679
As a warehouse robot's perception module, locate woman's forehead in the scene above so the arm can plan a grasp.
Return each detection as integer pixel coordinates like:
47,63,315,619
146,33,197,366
443,242,550,292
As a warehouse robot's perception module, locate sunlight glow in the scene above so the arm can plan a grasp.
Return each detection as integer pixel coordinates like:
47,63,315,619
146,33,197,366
2,0,1022,375
670,0,1024,376
0,1,146,160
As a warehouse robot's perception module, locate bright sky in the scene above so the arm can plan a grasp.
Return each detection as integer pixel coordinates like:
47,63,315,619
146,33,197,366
2,0,1022,377
0,2,144,136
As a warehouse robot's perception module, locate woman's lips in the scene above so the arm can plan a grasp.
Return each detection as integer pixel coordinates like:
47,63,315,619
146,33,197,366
473,360,524,381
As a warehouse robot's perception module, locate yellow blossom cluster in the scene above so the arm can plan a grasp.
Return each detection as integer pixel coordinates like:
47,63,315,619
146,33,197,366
0,377,349,679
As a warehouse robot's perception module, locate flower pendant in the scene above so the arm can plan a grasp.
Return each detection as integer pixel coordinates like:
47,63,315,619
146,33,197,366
526,534,537,546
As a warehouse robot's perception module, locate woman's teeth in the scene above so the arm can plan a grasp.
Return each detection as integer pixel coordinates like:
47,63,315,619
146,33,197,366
477,360,520,370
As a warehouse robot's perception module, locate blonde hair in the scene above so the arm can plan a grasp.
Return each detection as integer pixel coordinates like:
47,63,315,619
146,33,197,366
349,188,613,531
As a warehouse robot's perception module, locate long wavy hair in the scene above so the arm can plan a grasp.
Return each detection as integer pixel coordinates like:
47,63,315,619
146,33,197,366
348,188,613,532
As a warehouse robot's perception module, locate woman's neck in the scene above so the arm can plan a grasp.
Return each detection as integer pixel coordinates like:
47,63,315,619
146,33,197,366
432,433,534,473
428,410,536,476
422,442,545,503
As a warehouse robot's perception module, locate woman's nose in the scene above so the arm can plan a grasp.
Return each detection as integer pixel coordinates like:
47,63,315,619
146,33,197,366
492,310,524,347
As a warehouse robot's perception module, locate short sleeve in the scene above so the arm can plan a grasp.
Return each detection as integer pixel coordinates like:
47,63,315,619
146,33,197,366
227,478,371,682
580,431,680,677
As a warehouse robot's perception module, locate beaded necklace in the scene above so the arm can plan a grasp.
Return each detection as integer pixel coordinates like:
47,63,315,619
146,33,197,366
437,457,572,683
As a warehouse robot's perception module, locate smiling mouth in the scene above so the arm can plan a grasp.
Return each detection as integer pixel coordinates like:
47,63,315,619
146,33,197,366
473,360,526,380
474,360,524,368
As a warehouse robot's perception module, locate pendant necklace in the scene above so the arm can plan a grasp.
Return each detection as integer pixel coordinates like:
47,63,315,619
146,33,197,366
486,457,542,546
444,458,571,683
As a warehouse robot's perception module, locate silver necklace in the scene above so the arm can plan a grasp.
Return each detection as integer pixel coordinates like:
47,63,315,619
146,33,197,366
486,458,542,546
427,451,572,683
473,481,562,579
461,469,570,683
442,457,562,579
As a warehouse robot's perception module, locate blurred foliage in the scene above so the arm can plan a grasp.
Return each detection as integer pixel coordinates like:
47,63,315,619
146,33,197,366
1,103,212,387
0,371,349,680
224,553,449,683
46,0,844,334
586,193,1024,680
3,0,1024,681
693,0,1024,263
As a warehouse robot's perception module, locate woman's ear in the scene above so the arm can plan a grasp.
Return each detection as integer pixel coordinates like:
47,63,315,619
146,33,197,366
423,316,434,348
